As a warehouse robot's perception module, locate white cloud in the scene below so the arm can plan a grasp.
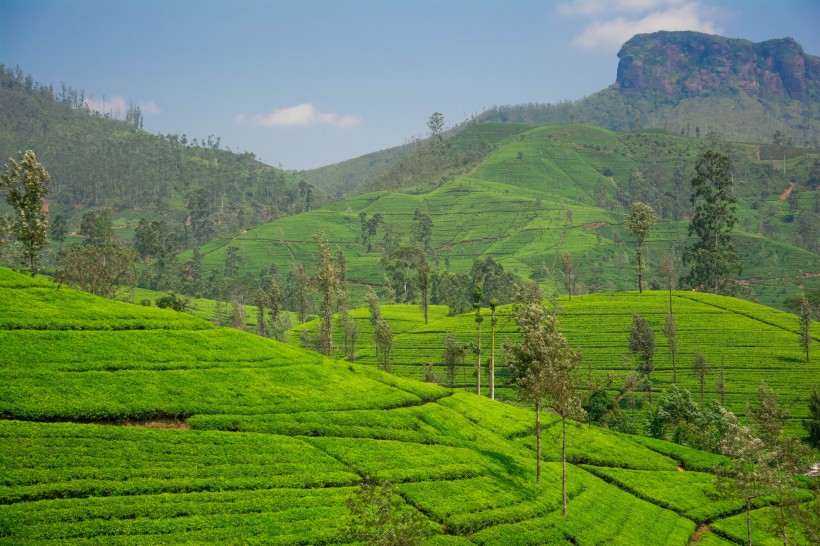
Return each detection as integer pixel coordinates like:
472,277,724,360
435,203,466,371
84,95,128,117
559,1,722,51
138,100,160,115
83,95,160,117
253,103,361,128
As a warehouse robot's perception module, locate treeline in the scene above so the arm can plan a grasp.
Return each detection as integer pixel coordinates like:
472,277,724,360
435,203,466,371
0,64,320,236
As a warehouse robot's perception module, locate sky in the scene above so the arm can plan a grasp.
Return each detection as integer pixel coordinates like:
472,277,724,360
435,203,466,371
2,0,819,170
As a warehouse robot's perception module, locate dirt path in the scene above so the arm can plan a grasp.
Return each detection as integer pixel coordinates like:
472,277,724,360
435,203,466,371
779,180,796,200
688,524,710,544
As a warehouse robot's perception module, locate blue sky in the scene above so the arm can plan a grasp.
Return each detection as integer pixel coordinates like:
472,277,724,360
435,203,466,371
2,0,819,170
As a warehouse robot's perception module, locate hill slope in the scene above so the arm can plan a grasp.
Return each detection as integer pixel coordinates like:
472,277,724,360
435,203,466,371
0,65,313,243
187,122,820,311
3,267,812,544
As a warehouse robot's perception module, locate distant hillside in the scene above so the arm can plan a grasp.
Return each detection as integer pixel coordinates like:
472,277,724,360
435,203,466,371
186,123,820,312
479,31,820,147
0,65,315,242
3,266,812,545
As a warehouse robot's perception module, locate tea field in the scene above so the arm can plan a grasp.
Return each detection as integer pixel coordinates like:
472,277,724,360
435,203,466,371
0,268,816,544
292,289,820,434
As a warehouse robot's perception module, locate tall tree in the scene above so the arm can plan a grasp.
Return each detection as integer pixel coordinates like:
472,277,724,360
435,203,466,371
691,351,710,410
798,292,813,362
314,231,338,356
0,150,50,275
489,297,498,400
805,384,820,448
58,243,137,298
286,262,312,324
426,112,445,140
624,201,656,294
79,209,113,246
656,252,677,314
663,313,679,383
417,252,431,325
473,282,483,396
629,313,656,402
366,287,393,372
410,208,433,254
442,332,461,390
560,253,574,300
683,150,740,293
505,288,584,515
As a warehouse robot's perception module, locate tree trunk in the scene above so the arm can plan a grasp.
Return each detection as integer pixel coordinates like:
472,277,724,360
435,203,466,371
490,313,496,401
536,402,541,484
476,322,482,396
747,497,753,546
637,248,643,293
562,415,568,517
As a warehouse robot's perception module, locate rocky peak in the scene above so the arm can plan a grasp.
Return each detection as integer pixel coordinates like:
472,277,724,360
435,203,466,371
613,31,819,101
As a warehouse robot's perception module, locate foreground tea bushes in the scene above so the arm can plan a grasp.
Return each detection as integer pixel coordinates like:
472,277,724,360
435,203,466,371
1,269,815,544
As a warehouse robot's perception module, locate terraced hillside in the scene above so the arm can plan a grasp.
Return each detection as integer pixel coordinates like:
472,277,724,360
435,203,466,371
187,123,820,311
2,267,814,544
291,290,820,435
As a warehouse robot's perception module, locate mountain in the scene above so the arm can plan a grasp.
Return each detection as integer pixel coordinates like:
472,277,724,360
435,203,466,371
614,31,819,101
2,267,810,544
479,31,820,147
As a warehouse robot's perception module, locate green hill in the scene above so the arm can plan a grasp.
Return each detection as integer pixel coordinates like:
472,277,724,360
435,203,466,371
3,267,815,544
186,123,820,311
0,65,313,244
291,290,820,436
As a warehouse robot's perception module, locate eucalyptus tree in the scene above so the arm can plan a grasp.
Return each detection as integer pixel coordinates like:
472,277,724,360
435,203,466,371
629,313,656,402
314,231,338,356
624,201,656,293
0,150,50,275
506,286,584,515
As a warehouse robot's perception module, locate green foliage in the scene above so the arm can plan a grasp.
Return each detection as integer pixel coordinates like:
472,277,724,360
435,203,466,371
625,201,657,293
806,384,820,448
683,150,740,293
0,150,50,275
346,478,433,545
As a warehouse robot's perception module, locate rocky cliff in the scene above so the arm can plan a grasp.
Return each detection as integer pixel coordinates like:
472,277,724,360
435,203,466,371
614,31,820,101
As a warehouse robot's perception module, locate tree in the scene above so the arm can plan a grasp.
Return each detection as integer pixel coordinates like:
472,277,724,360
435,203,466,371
505,288,584,515
747,384,810,546
49,213,67,248
691,351,710,410
314,232,338,356
560,253,574,300
229,298,246,330
683,150,740,293
410,208,433,254
427,112,445,140
346,478,431,545
473,282,483,396
629,313,656,402
715,409,772,546
806,384,820,448
799,292,813,362
624,202,656,293
58,243,137,298
656,252,677,314
286,262,312,324
0,150,50,275
367,287,393,372
489,297,498,400
417,252,431,325
79,209,113,247
663,313,679,383
442,332,461,389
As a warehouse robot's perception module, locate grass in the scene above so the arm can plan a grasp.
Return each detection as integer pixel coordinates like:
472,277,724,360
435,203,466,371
0,268,815,544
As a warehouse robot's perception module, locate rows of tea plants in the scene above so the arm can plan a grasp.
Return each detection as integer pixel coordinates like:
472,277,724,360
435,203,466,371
332,290,819,432
1,268,814,544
